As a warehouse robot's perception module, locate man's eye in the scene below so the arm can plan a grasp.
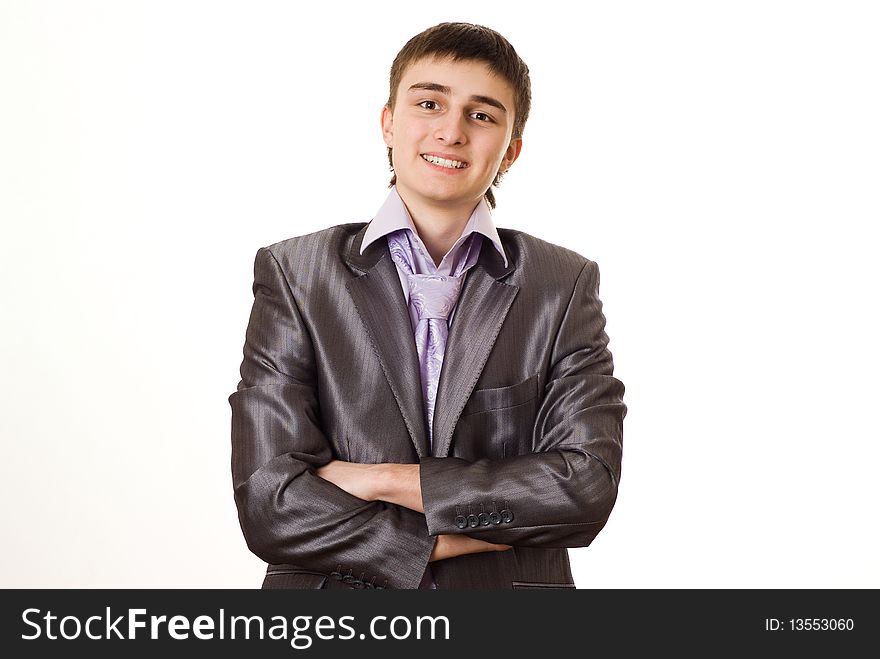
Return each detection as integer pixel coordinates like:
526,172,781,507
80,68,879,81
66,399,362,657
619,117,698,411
472,112,493,123
419,100,438,110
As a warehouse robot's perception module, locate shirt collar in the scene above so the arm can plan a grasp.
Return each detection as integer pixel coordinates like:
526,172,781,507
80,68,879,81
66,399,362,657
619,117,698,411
361,186,508,267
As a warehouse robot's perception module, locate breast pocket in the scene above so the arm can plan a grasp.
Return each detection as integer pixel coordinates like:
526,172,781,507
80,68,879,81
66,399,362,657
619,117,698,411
455,374,540,460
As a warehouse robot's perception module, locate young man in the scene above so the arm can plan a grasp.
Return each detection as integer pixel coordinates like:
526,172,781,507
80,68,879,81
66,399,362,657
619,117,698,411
230,22,626,589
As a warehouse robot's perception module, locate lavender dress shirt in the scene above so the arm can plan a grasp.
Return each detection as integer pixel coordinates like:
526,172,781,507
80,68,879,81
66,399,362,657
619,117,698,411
360,187,509,334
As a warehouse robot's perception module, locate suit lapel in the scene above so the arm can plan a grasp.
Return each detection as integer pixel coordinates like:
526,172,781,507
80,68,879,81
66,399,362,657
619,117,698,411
344,224,519,460
345,225,430,458
431,238,519,458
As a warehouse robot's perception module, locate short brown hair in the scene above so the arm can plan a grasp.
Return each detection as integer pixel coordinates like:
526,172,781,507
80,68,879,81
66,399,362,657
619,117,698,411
386,22,532,209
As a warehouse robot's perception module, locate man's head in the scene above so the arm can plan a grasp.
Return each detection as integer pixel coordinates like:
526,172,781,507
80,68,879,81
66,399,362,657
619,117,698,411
382,22,531,211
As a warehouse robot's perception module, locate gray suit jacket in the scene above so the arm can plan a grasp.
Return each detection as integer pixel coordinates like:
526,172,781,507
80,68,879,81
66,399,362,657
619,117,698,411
229,222,625,589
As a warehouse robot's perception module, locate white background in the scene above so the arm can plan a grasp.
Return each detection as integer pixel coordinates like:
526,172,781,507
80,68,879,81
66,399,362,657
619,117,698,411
1,0,878,588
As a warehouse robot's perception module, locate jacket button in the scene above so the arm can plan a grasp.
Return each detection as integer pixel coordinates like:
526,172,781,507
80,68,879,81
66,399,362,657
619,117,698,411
489,512,501,525
500,509,514,523
455,515,468,529
478,512,490,526
467,514,479,528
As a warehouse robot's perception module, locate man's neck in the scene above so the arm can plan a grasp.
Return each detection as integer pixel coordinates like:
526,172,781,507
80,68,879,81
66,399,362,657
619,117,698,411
397,192,479,267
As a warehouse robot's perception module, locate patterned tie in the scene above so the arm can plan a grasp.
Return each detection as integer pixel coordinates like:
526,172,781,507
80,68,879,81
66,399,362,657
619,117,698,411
387,230,476,445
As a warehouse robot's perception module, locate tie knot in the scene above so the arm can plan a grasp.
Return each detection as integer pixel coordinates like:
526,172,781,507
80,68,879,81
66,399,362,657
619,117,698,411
407,274,462,320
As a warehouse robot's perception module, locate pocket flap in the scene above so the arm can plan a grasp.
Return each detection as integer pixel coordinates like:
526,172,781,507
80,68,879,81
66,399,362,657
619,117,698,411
462,374,539,416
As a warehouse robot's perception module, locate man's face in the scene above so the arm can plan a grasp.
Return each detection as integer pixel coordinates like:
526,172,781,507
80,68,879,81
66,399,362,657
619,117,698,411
382,56,522,215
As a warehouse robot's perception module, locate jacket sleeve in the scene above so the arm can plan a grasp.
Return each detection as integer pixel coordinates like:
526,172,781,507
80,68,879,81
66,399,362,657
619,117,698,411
229,247,435,589
419,259,626,548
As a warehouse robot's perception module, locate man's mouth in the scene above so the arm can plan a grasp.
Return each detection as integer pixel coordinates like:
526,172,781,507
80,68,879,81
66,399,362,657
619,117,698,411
421,154,468,169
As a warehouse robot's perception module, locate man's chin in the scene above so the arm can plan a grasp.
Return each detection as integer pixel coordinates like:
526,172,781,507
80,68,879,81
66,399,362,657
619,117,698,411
399,183,482,209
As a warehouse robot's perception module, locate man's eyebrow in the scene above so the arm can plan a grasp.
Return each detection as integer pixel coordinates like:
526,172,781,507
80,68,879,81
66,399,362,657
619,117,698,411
408,82,451,95
470,94,508,114
408,82,508,114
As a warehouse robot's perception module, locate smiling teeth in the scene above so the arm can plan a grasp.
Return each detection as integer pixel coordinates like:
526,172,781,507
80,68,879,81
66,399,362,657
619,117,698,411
422,155,466,169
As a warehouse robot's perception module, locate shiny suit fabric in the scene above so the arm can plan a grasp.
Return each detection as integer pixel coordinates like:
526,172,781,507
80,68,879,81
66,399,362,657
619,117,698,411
229,222,626,589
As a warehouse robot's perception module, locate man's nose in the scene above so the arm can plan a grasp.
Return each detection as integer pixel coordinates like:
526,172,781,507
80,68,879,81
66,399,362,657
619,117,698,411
433,112,466,145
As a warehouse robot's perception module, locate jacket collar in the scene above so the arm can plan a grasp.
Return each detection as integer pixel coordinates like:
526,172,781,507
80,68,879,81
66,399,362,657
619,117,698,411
344,223,518,458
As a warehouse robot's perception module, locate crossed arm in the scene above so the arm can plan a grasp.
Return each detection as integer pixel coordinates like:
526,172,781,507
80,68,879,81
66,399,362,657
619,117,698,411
316,461,512,561
317,258,624,556
233,247,623,585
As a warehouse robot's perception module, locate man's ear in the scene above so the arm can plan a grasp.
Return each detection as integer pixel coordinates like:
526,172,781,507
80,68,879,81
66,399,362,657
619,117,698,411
381,105,394,148
500,137,523,173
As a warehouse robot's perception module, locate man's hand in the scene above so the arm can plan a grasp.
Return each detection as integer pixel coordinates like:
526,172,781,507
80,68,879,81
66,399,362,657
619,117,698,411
430,534,512,562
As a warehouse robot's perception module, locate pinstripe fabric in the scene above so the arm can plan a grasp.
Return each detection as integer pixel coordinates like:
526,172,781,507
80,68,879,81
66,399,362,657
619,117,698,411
230,222,626,589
